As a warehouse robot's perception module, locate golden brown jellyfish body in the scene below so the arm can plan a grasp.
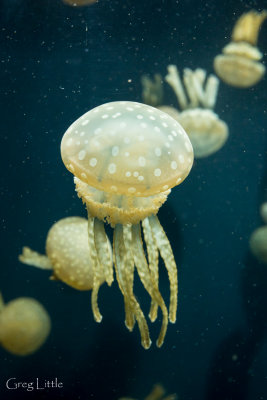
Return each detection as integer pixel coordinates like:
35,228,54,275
0,295,51,356
19,217,110,292
61,101,193,348
119,383,177,400
62,0,98,6
214,10,267,88
165,65,228,158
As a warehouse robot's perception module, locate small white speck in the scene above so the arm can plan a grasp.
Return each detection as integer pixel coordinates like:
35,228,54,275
66,138,73,147
125,171,131,177
133,171,139,177
81,120,89,126
125,152,130,157
78,150,86,161
94,128,102,135
179,155,185,163
154,126,161,132
108,163,116,174
102,114,109,119
126,107,134,111
124,137,130,144
106,106,114,110
128,187,136,194
162,122,168,127
149,116,156,120
89,158,97,167
112,112,121,119
138,156,146,167
154,168,161,177
185,142,192,152
176,177,182,184
163,185,169,190
80,131,85,137
138,175,144,181
81,172,87,179
171,161,177,170
137,114,143,119
111,185,117,192
140,122,147,128
171,130,177,137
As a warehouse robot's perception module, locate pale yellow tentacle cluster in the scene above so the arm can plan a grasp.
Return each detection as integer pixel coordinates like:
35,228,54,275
111,215,177,348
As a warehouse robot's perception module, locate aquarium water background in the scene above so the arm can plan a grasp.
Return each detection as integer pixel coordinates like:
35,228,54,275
0,0,267,399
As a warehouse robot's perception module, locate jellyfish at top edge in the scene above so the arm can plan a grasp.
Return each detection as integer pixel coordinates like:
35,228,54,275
164,65,228,158
214,10,267,88
19,217,109,291
62,0,98,6
60,101,193,348
249,225,267,264
118,383,177,400
0,294,51,356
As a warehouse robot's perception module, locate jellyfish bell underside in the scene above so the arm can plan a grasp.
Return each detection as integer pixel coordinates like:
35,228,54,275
177,108,228,158
249,226,267,264
0,297,51,356
61,101,194,348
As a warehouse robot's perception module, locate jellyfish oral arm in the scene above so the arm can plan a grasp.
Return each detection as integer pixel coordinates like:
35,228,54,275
165,65,219,111
19,247,53,270
141,74,163,107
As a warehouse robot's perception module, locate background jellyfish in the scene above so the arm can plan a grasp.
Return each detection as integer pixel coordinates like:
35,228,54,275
141,74,164,107
214,10,267,88
0,294,51,356
19,216,110,292
165,65,228,158
249,204,267,264
119,383,177,400
61,101,193,348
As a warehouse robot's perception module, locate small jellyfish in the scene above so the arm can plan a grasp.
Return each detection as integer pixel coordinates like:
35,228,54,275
61,101,193,348
119,383,177,400
214,10,267,88
19,217,109,291
249,226,267,264
165,65,228,158
62,0,98,6
0,294,51,356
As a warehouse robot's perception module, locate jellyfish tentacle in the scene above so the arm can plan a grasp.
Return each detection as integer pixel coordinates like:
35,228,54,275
114,224,151,349
87,215,102,323
142,217,159,321
132,223,168,347
183,69,199,108
94,219,113,286
203,75,219,109
232,10,267,45
165,65,188,110
148,215,178,323
19,247,53,270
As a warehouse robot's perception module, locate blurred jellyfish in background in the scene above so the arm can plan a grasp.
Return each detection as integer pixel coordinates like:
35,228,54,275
141,74,180,121
214,10,267,88
0,294,51,356
62,0,98,6
19,217,109,291
249,203,267,264
119,383,177,400
164,65,228,158
260,202,267,223
60,101,193,348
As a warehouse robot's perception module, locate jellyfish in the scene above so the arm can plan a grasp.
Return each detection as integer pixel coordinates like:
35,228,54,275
60,101,193,348
249,226,267,264
165,65,228,158
260,202,267,224
119,383,177,400
0,294,51,356
19,217,110,292
62,0,98,6
214,10,267,88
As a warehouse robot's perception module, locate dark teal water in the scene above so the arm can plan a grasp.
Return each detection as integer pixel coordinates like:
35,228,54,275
0,0,267,399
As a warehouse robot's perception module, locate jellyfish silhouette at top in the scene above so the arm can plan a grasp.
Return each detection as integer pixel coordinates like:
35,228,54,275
214,10,267,88
164,65,228,158
60,101,193,348
119,383,177,400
